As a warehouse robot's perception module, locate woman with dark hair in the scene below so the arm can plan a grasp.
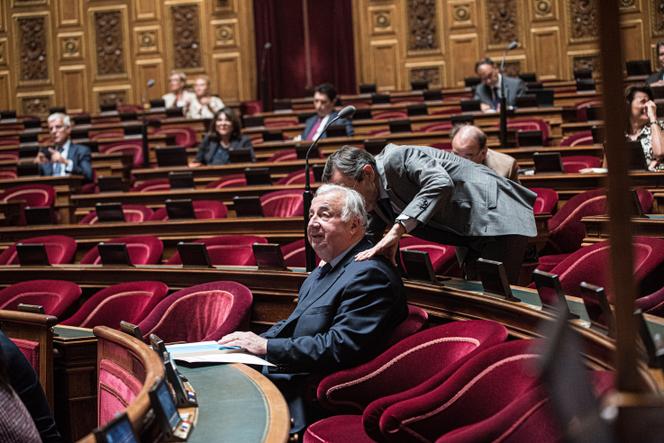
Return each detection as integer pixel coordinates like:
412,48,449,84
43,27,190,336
189,107,255,167
626,85,664,171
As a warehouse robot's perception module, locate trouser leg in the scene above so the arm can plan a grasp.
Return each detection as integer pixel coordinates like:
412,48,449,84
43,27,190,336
464,235,529,284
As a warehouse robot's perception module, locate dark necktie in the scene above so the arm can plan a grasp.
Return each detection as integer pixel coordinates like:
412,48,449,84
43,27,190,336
306,117,322,141
317,263,333,279
492,87,499,108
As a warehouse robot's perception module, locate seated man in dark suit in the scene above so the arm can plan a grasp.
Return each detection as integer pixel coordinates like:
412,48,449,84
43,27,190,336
33,112,93,182
298,83,354,141
646,40,664,87
219,184,407,433
473,58,526,113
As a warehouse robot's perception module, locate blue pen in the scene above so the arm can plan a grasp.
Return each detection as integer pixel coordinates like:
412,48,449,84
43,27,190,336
218,345,242,351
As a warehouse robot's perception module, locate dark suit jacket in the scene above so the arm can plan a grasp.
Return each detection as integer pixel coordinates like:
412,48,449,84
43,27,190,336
473,75,526,110
39,142,93,182
302,112,354,140
195,134,255,165
646,69,664,85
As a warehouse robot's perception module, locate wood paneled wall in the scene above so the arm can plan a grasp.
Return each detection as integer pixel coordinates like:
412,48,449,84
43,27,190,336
0,0,256,115
352,0,664,90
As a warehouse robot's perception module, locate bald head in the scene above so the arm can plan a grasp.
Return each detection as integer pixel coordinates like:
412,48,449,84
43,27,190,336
451,125,488,164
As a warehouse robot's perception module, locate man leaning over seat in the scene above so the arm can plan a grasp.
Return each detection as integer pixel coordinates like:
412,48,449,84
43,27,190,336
219,184,408,434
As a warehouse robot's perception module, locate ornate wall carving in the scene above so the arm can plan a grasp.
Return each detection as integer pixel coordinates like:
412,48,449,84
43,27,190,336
573,55,599,73
94,11,126,76
410,67,440,85
171,4,202,69
486,0,518,46
0,40,6,66
568,0,598,40
407,0,438,51
653,0,664,35
60,34,83,60
98,90,127,106
620,0,635,8
18,16,48,82
21,96,51,115
503,60,522,76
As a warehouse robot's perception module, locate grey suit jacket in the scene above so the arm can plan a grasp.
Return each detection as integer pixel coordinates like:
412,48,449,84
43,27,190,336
373,144,537,238
473,75,526,109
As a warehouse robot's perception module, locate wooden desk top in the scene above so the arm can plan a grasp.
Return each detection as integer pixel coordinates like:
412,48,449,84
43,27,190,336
582,214,664,239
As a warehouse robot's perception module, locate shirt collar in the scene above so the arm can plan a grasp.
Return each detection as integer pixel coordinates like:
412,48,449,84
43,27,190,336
325,238,362,270
60,139,72,153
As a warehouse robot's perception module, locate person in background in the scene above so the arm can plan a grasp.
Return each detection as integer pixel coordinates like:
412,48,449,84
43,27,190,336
189,107,254,167
646,41,664,87
298,83,353,141
33,113,93,182
473,58,526,113
451,124,520,182
162,71,196,112
187,75,225,119
625,85,664,171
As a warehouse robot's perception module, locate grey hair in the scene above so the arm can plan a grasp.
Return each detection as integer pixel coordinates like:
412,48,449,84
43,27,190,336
47,112,71,128
315,183,368,228
322,145,376,183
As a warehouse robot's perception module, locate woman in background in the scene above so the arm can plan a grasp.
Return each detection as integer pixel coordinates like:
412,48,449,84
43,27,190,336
626,85,664,171
189,107,255,167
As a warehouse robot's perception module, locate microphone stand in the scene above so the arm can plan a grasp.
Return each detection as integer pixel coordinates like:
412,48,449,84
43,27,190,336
260,43,271,112
499,56,509,148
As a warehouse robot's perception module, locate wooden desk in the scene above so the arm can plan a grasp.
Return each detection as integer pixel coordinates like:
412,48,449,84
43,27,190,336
582,214,664,240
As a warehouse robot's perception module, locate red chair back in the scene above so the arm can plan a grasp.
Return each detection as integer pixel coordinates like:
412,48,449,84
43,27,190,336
99,141,144,167
261,190,304,217
166,235,267,265
154,127,197,147
150,200,228,221
130,178,170,192
281,239,319,267
205,174,247,188
275,169,314,185
372,111,408,120
559,130,593,147
561,155,602,173
0,184,55,207
96,344,143,427
421,121,453,133
506,118,550,144
0,235,77,265
530,188,558,214
79,205,154,224
79,235,163,265
399,236,457,274
0,280,81,317
269,149,297,162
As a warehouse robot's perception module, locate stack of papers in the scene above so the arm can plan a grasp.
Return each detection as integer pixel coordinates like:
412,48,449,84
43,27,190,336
166,341,275,366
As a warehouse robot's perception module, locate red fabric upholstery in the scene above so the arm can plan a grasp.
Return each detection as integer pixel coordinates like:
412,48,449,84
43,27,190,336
506,118,550,145
151,200,228,221
530,188,558,215
90,130,123,140
536,252,570,273
275,169,315,185
137,281,253,343
61,281,169,329
261,190,304,217
281,239,320,267
0,280,81,317
562,155,602,173
372,111,408,120
378,340,540,443
559,130,593,147
383,305,428,348
399,236,457,274
130,179,170,192
635,285,664,315
0,170,17,180
575,99,602,121
269,149,298,162
420,122,453,133
304,415,371,443
264,116,299,128
10,338,40,373
154,127,197,147
97,358,142,427
99,141,144,167
166,235,268,265
205,174,247,188
545,188,607,253
0,184,55,207
79,204,154,224
0,235,76,265
79,235,163,265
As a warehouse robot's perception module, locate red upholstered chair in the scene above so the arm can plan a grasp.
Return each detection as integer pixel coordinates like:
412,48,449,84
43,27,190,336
79,235,163,265
399,236,457,275
270,149,298,162
264,116,299,128
562,155,602,173
154,127,197,147
205,174,247,189
305,321,509,443
530,188,558,215
420,121,453,132
99,141,144,168
575,99,602,121
166,235,268,266
372,111,408,120
506,118,550,144
90,130,123,140
79,204,154,224
0,235,76,265
383,305,428,349
151,200,228,221
61,281,169,329
559,130,593,147
137,281,253,343
0,151,18,161
275,169,315,185
0,184,55,207
0,280,81,317
261,190,304,217
130,178,170,192
281,239,317,267
0,169,17,180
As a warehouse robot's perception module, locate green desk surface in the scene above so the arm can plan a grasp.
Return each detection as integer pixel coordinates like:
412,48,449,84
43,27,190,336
178,364,274,443
53,325,95,341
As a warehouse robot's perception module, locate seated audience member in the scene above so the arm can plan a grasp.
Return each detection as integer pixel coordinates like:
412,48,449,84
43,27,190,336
0,331,62,442
162,70,196,111
298,83,353,141
187,75,225,119
646,40,664,87
189,107,254,167
219,184,408,433
33,113,93,182
473,58,525,113
451,124,520,182
626,85,664,171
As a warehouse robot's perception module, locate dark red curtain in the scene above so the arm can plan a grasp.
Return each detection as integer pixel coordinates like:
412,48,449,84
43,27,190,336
253,0,356,107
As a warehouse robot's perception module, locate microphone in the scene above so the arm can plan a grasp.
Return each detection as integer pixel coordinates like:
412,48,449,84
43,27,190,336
499,41,518,148
147,79,156,88
500,41,519,71
264,42,272,50
260,42,272,111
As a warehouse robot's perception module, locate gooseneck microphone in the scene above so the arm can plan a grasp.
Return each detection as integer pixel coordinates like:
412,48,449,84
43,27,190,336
499,41,518,148
303,105,357,271
260,42,272,112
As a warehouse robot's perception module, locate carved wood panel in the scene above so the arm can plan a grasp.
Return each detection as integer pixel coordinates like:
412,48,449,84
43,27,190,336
449,34,480,86
531,27,562,79
448,0,477,30
170,4,202,69
0,39,7,67
568,0,598,41
621,19,646,60
17,16,48,82
0,72,10,109
94,11,126,76
407,0,438,51
56,0,82,27
58,67,87,113
652,0,664,35
20,94,52,115
486,0,519,47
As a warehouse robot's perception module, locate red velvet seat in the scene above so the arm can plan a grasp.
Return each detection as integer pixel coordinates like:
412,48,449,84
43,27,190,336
151,200,228,221
261,190,304,217
0,170,17,180
79,204,154,224
137,281,253,342
205,174,247,189
0,235,77,265
130,178,170,192
0,184,55,207
281,239,318,267
561,155,602,173
420,121,453,132
79,235,163,265
559,130,593,147
399,236,457,274
530,188,558,214
154,127,197,147
0,280,81,317
61,281,169,329
575,99,602,121
99,140,144,167
0,151,17,161
166,235,268,266
372,111,408,120
90,130,123,140
275,169,314,185
506,118,550,145
264,116,299,128
306,321,509,443
269,149,298,162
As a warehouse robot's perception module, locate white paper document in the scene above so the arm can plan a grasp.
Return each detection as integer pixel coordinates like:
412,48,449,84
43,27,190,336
166,341,275,367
